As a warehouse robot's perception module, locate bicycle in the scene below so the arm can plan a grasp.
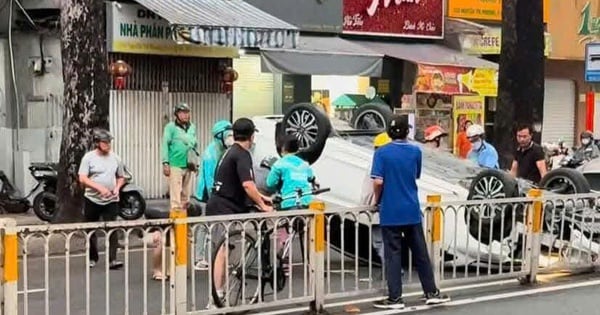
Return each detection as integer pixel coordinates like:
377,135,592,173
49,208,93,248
210,186,330,309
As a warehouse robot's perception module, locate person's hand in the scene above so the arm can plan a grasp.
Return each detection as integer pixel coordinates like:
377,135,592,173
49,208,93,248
261,194,272,205
260,204,273,212
98,186,113,198
112,187,120,196
163,164,170,177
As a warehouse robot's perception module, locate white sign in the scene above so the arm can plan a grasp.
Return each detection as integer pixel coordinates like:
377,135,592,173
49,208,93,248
105,2,237,57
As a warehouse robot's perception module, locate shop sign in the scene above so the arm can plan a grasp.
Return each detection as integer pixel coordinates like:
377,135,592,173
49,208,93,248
342,0,444,39
452,95,485,156
414,65,498,96
462,28,552,56
447,0,549,23
579,1,600,43
106,2,237,57
585,43,600,82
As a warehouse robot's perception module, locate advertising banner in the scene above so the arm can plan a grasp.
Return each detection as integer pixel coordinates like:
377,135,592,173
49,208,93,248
414,65,498,96
342,0,444,39
453,95,485,157
462,27,552,56
447,0,549,23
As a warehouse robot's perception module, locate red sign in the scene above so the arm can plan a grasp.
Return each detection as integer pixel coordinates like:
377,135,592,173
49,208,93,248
414,65,472,95
342,0,444,39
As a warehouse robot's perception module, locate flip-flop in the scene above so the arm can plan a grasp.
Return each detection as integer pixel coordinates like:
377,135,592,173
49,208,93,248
152,274,169,281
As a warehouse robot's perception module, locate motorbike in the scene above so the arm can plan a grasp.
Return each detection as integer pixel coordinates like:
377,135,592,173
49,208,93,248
0,170,31,214
544,140,570,170
31,163,146,222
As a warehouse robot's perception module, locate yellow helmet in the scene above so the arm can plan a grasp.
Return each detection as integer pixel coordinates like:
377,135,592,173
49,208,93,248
373,132,392,148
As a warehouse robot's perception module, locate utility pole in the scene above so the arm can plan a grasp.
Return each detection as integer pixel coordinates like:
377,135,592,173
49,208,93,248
54,0,110,223
495,0,545,168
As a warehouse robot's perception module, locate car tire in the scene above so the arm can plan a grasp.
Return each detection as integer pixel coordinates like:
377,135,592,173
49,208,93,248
119,192,146,220
33,191,58,222
279,103,331,165
539,168,591,194
350,103,393,131
466,169,519,245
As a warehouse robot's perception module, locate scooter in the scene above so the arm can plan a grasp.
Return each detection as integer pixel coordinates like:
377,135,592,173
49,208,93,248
0,170,31,214
31,163,146,222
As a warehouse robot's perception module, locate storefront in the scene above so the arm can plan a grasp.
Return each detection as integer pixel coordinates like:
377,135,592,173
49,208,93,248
106,0,298,198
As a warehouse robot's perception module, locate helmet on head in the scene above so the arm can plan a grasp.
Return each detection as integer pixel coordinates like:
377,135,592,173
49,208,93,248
212,120,232,139
424,125,447,142
174,103,191,115
93,129,113,143
581,130,594,139
260,155,279,170
466,124,485,138
373,132,392,148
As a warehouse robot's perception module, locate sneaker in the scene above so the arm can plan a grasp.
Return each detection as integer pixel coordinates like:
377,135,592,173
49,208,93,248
89,260,97,268
109,260,124,270
194,260,209,271
373,297,405,309
425,290,451,305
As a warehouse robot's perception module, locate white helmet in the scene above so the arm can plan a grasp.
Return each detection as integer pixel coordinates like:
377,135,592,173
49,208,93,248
466,124,485,138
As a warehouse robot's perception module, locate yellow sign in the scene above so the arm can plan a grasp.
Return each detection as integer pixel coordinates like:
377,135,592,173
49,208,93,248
458,69,498,97
448,0,550,23
452,95,485,157
112,41,238,58
463,28,552,56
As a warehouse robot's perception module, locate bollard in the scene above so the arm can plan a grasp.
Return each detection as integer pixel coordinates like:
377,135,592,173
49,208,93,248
524,189,543,284
426,195,443,286
2,219,17,315
170,208,188,314
307,200,327,315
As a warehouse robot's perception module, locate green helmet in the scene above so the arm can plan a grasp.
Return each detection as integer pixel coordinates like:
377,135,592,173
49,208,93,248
212,120,232,139
174,102,190,115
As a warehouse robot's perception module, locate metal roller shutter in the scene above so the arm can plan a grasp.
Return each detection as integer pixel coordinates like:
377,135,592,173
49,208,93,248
542,79,576,146
233,54,274,119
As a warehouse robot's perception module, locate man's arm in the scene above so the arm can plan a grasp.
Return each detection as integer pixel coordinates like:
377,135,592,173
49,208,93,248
114,156,126,193
370,150,384,205
265,165,281,190
510,160,518,177
416,148,422,179
161,124,171,164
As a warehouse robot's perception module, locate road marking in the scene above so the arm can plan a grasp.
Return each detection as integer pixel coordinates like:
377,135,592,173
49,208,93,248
258,279,517,315
360,279,600,314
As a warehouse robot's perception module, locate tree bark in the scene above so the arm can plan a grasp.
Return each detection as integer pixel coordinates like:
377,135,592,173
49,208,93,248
54,0,110,223
495,0,545,169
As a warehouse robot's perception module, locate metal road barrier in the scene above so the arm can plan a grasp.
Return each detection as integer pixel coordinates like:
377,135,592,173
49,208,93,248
0,191,599,314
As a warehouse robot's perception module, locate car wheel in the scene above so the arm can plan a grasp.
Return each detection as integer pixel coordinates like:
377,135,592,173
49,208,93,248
33,191,57,222
466,169,519,245
119,192,146,220
351,103,393,131
279,103,331,165
540,168,591,194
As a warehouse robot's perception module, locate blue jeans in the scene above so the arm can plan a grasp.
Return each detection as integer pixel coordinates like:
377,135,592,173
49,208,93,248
382,224,437,300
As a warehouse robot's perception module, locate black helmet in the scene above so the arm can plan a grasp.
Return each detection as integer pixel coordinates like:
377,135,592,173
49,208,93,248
259,155,279,170
174,103,191,115
93,129,113,142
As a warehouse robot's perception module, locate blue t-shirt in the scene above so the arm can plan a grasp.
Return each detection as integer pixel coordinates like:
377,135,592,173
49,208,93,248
370,141,422,226
266,154,315,209
467,141,499,169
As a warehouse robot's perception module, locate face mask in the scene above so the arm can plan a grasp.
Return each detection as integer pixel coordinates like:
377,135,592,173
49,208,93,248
582,138,591,145
223,135,234,148
472,140,483,151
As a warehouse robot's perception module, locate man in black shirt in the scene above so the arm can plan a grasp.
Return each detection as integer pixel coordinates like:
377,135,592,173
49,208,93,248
510,124,547,184
206,117,272,303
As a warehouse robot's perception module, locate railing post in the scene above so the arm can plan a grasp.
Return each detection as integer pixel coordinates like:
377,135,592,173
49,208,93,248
525,189,543,284
2,218,17,315
170,208,188,314
308,201,327,315
426,195,443,287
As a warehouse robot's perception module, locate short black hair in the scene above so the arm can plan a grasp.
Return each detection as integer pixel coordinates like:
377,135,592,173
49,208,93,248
515,123,534,135
232,118,257,141
281,134,300,153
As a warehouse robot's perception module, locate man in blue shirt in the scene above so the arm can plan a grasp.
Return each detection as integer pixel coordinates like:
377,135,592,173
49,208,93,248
466,124,499,169
371,115,450,309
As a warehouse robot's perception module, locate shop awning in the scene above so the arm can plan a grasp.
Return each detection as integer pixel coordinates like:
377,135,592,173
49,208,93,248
260,36,384,76
135,0,299,49
353,40,498,69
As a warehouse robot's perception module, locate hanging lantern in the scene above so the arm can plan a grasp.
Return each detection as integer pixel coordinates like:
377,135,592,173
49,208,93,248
221,67,239,94
109,60,132,90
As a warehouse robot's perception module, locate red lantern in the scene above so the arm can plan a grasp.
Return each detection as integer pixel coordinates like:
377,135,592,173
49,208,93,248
109,60,132,90
221,67,239,94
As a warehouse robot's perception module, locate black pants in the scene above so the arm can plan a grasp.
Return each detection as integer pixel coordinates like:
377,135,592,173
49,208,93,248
84,198,119,262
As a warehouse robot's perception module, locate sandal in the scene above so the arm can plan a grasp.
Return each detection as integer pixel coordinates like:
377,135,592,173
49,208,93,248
152,273,169,281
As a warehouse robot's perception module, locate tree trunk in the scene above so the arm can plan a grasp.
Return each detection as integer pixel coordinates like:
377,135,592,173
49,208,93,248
53,0,110,223
495,0,545,169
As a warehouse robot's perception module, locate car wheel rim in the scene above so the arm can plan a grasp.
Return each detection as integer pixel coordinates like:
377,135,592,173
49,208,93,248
356,110,385,130
122,195,140,216
470,176,506,219
285,109,319,149
544,176,577,194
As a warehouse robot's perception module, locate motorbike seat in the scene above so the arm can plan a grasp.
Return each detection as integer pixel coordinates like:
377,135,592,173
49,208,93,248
144,198,205,219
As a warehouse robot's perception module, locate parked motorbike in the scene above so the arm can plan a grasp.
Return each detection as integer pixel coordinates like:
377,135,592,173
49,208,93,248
544,140,570,170
0,170,31,214
31,163,146,222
